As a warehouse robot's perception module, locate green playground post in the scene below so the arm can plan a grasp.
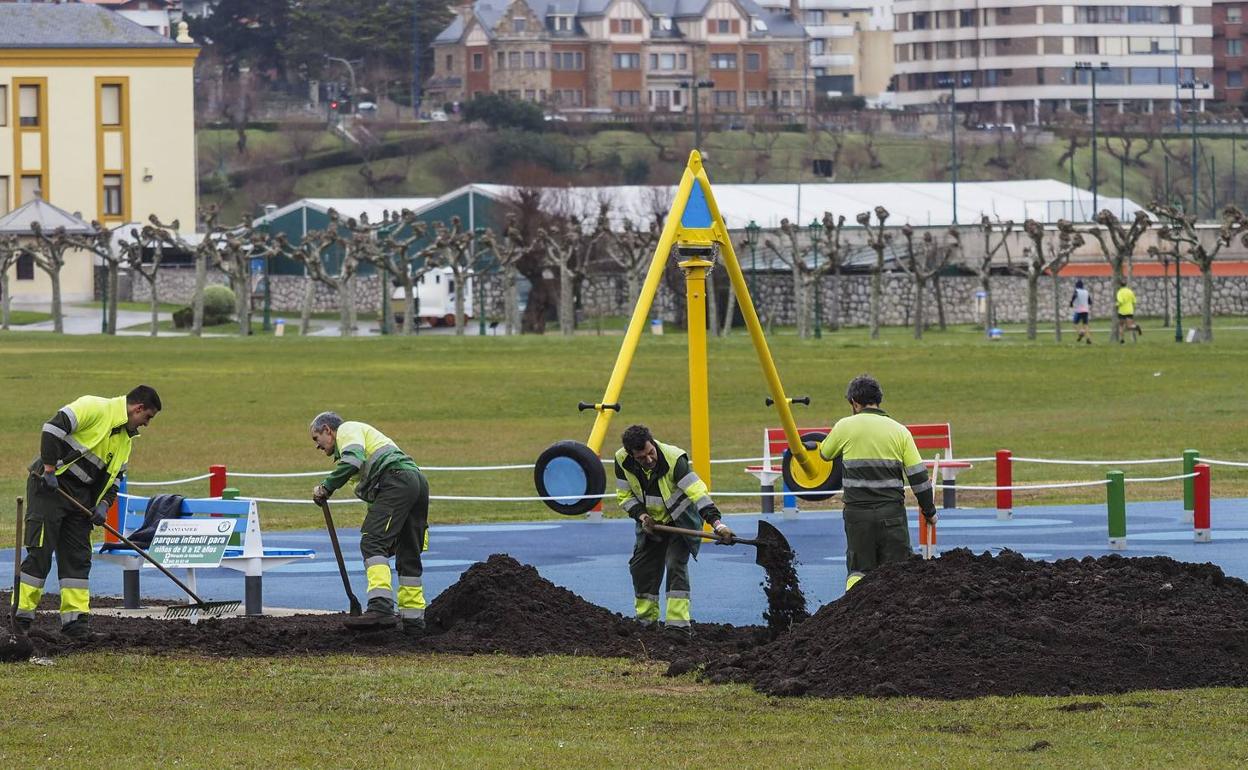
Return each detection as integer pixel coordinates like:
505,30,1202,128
1107,470,1126,550
1183,449,1199,513
222,487,240,501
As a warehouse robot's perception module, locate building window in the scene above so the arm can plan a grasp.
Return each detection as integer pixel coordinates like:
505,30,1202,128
19,84,40,127
1230,71,1245,87
711,53,737,69
509,51,521,68
653,90,671,107
1076,37,1098,54
746,52,761,71
1229,39,1244,57
525,89,536,101
784,52,796,70
103,175,123,216
959,40,978,57
959,9,975,27
20,175,40,204
913,12,929,30
803,10,824,24
746,90,763,107
713,90,737,107
513,17,526,33
613,90,641,107
444,55,453,73
497,51,505,69
621,18,635,33
473,52,484,70
553,51,584,70
17,252,34,281
1228,6,1242,23
715,19,730,33
613,53,640,69
0,176,7,215
0,86,6,126
524,51,535,68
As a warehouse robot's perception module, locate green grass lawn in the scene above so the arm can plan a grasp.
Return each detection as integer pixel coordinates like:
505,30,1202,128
2,310,52,325
1,319,1246,539
1,653,1245,768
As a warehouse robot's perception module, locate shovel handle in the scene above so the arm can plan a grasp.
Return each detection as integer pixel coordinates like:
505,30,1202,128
11,497,23,632
319,500,362,616
51,485,207,605
649,523,755,545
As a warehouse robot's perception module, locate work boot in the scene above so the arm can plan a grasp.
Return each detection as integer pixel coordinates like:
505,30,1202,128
60,615,106,642
663,623,693,642
344,598,399,631
401,616,426,636
14,617,31,634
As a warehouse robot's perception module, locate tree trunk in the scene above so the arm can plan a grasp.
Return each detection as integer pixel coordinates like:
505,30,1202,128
1026,270,1039,340
1052,271,1062,342
1202,264,1214,342
933,272,947,331
235,273,250,336
980,273,993,331
50,269,64,334
912,276,926,340
106,263,119,335
148,278,160,338
342,276,357,337
722,280,737,336
1161,262,1172,327
706,268,720,338
300,277,316,335
453,269,467,335
827,270,841,331
1,272,10,330
192,251,206,337
625,271,642,310
401,278,416,335
521,277,555,334
503,267,520,335
869,267,882,340
558,265,576,336
1109,261,1125,342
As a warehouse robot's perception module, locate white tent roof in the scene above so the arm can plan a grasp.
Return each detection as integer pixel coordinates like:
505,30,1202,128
461,180,1143,230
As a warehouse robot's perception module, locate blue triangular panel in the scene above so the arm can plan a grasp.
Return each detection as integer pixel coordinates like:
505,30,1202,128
680,183,713,229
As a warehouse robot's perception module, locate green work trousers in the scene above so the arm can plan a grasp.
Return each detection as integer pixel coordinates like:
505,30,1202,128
359,467,429,617
18,475,94,626
843,505,911,589
629,529,692,627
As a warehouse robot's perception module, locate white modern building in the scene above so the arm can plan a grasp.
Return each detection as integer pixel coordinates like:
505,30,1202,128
892,1,1215,123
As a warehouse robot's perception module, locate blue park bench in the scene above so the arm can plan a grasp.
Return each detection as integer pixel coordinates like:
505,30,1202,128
97,492,316,615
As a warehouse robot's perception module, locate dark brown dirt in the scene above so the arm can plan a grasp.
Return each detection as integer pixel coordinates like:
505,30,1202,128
6,550,1248,702
754,523,809,636
716,549,1248,699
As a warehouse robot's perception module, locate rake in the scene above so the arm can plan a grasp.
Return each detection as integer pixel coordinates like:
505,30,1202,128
52,485,240,620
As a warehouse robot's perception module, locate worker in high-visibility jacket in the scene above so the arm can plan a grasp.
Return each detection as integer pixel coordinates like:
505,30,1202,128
18,385,162,639
818,375,936,592
614,424,733,634
311,412,428,633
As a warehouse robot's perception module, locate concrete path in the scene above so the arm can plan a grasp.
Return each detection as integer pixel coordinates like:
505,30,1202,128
6,301,167,335
5,498,1246,626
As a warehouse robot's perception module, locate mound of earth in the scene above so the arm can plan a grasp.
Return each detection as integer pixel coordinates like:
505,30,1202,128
716,549,1248,699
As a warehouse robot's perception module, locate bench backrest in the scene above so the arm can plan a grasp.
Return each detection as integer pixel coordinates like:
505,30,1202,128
112,492,266,557
762,422,954,467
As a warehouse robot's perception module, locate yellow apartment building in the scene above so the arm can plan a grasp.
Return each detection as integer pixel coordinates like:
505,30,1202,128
0,3,198,302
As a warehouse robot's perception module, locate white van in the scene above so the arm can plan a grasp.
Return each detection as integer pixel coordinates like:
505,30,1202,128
392,267,474,327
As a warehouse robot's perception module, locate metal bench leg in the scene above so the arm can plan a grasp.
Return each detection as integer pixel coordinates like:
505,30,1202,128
245,576,263,616
942,473,956,510
123,568,141,609
760,482,774,515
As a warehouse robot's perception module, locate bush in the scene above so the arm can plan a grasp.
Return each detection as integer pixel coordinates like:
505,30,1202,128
461,94,546,132
202,285,236,325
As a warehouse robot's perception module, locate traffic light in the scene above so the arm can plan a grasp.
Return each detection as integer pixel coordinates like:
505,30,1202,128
329,99,339,112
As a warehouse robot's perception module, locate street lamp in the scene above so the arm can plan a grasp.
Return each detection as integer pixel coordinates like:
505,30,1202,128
1074,61,1109,219
1180,78,1201,218
808,218,822,339
678,79,715,152
745,220,761,302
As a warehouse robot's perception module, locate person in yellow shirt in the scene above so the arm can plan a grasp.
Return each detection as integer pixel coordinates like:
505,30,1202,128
1115,282,1142,343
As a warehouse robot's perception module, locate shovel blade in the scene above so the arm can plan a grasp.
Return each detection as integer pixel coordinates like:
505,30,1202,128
162,600,241,620
753,520,793,567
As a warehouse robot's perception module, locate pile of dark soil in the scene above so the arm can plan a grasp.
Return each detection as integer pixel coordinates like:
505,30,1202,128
716,549,1248,699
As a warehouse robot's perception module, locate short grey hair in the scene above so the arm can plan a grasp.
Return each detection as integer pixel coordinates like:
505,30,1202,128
310,411,344,433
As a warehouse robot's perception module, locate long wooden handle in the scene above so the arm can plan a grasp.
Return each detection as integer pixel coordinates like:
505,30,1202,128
54,486,206,604
650,522,756,545
319,500,361,614
10,497,23,629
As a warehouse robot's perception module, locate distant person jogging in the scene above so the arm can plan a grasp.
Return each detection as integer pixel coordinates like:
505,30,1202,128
1070,279,1092,344
1115,282,1142,342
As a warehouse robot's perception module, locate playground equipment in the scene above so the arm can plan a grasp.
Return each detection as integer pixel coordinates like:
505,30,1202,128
532,151,839,515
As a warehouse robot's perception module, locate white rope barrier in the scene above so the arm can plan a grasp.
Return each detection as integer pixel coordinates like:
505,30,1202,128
1122,473,1199,484
1012,456,1183,466
955,456,996,463
1201,458,1248,468
228,471,324,478
932,479,1112,491
125,473,212,487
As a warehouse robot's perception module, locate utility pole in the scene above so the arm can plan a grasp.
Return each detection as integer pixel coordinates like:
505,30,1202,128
680,80,714,151
1075,61,1108,218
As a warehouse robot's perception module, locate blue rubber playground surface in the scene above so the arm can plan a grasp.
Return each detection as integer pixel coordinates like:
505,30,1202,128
7,498,1248,626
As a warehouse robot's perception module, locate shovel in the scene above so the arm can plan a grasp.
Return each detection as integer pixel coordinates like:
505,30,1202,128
318,500,362,616
51,485,240,620
2,498,35,663
650,520,793,566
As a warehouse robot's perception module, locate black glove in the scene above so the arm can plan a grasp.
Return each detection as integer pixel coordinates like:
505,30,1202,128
922,509,939,524
312,484,330,505
41,468,60,491
90,501,109,527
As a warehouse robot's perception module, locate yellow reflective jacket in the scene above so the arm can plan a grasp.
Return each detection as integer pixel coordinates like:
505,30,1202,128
323,421,419,501
40,395,135,506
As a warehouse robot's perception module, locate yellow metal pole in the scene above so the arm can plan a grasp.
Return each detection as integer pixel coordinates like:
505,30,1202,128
679,256,714,489
585,163,697,454
698,174,826,480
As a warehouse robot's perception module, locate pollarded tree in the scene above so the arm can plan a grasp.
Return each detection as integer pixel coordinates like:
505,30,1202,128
818,212,851,332
273,227,339,335
539,205,610,337
858,206,891,340
429,216,479,335
1046,222,1084,342
899,226,959,340
1022,219,1070,340
479,213,535,336
763,219,816,339
1072,209,1150,342
27,223,76,334
376,210,441,336
0,235,22,330
974,217,1014,332
196,205,262,336
66,221,126,335
1151,203,1247,342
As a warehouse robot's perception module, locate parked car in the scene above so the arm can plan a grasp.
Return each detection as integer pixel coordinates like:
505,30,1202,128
429,110,449,122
